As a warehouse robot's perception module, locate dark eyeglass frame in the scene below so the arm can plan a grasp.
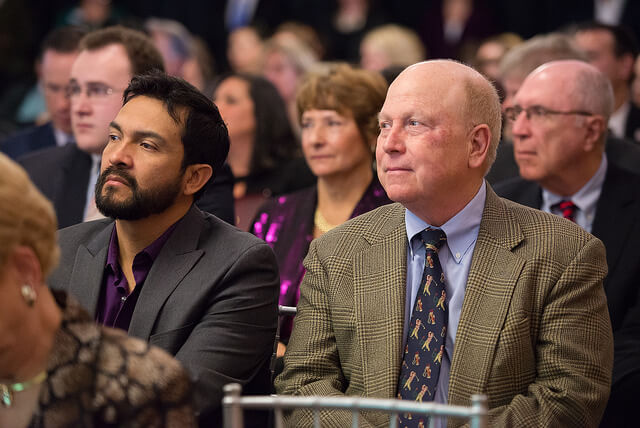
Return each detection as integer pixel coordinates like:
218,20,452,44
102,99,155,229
505,105,594,122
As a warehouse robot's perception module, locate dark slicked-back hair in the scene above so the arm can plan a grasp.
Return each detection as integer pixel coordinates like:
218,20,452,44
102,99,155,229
40,26,88,59
80,26,165,75
213,73,297,176
123,71,230,197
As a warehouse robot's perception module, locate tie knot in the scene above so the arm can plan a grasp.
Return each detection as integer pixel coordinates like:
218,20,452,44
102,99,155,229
421,228,447,251
552,200,577,222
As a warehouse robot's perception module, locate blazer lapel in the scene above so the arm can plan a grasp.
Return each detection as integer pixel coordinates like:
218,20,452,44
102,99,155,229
128,206,205,340
354,203,407,398
591,164,636,279
448,187,526,405
68,221,114,316
56,144,92,228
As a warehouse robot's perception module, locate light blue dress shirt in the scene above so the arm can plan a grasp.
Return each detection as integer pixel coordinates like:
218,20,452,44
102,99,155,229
403,180,486,422
542,155,607,233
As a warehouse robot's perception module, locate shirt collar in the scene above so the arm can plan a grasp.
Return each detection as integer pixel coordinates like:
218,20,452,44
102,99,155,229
608,100,630,138
105,221,179,275
52,127,74,147
542,155,607,214
405,181,486,263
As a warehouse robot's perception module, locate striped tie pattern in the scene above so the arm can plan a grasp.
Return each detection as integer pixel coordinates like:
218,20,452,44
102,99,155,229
553,200,577,222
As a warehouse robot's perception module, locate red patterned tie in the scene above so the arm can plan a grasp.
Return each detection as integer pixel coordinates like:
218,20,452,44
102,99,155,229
554,200,577,222
397,228,447,427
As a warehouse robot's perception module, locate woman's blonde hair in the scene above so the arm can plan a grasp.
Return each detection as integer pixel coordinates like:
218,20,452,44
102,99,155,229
361,24,426,68
297,63,388,143
0,153,59,276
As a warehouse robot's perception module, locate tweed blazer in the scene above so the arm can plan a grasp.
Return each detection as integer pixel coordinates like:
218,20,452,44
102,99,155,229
276,185,613,428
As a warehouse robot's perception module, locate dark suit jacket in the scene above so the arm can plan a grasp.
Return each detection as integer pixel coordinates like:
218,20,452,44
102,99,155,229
494,162,640,428
277,187,612,427
486,136,640,185
48,205,279,426
0,121,58,160
19,142,92,229
494,163,640,332
18,143,236,228
624,103,640,143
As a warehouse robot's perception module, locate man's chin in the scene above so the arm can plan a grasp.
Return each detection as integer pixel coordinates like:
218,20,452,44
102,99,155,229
75,138,107,155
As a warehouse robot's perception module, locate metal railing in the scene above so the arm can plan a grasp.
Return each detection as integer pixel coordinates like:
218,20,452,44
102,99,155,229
270,305,298,381
223,383,488,428
278,305,297,317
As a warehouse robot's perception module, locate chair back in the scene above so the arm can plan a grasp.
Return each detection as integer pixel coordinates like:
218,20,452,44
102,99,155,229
223,383,488,428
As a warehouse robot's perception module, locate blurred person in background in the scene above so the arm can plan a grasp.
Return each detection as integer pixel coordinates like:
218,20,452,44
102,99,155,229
226,26,264,74
251,64,391,361
213,73,314,229
1,26,87,160
145,18,193,79
419,0,498,60
56,0,127,30
473,32,522,81
572,21,640,142
145,18,215,93
320,0,387,62
495,32,587,144
359,24,426,72
498,32,586,116
183,36,216,93
263,36,318,136
0,152,195,428
271,21,325,61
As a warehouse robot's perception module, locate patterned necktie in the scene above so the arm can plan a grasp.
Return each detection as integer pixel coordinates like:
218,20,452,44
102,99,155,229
397,228,448,427
553,200,577,222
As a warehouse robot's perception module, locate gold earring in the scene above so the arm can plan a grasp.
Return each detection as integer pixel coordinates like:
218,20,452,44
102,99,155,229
21,284,36,307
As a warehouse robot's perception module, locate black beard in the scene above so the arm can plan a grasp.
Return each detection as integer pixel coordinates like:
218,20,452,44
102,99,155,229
95,166,182,220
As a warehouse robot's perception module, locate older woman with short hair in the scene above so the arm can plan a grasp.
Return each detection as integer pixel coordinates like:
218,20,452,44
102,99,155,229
251,64,391,355
0,153,194,427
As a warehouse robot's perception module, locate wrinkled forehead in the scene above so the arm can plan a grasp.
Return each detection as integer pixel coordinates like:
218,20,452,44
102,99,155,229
516,67,576,107
384,65,468,116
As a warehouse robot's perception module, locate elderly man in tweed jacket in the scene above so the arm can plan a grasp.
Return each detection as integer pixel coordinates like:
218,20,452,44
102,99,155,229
275,60,613,428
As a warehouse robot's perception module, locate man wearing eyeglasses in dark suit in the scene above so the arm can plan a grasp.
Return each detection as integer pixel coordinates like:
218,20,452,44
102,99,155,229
494,59,640,428
0,26,86,160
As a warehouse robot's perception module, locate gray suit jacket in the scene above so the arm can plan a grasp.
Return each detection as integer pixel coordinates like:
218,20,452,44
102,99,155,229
49,205,279,426
276,186,613,427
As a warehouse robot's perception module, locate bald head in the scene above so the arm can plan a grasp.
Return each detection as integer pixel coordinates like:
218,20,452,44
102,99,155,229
525,60,614,120
512,60,610,195
393,60,502,172
377,60,502,224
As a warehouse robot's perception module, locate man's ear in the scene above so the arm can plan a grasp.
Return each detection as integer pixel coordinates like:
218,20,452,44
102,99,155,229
583,115,607,152
183,164,213,196
618,53,635,82
468,124,491,170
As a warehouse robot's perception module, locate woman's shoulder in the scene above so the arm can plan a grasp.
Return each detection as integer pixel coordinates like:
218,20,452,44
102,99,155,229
93,328,195,425
40,295,195,427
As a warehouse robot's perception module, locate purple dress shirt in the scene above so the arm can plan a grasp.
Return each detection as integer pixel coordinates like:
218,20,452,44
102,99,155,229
96,223,178,331
251,176,391,341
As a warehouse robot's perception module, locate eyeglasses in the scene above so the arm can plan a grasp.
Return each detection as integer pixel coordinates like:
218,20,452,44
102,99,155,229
504,105,594,122
66,82,116,99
